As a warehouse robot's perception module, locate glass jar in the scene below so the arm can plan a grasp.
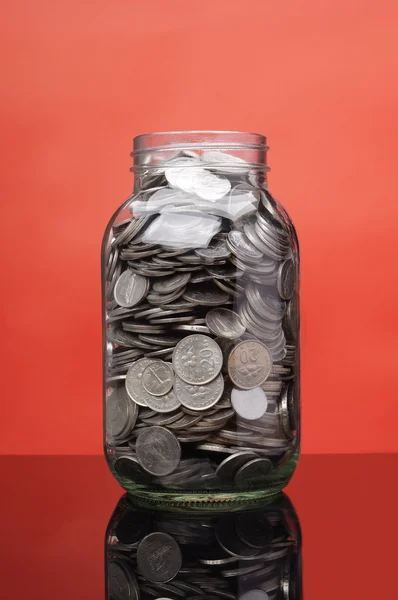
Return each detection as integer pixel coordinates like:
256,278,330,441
102,131,300,507
106,493,302,600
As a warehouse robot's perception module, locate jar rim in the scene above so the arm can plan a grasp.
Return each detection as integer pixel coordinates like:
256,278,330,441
132,130,267,154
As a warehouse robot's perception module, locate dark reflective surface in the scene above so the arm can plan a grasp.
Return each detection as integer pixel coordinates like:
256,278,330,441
1,455,398,600
106,494,301,600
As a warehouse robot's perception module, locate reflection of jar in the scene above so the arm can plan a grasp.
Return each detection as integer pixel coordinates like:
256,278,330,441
102,131,300,506
106,493,302,600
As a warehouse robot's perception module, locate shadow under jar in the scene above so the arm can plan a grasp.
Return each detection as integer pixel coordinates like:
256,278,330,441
102,131,300,507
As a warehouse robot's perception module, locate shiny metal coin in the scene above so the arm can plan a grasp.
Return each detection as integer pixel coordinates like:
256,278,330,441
183,284,230,306
106,383,138,440
235,458,274,487
215,451,258,480
206,308,246,339
152,272,191,294
125,357,160,407
142,361,174,396
114,269,148,308
173,334,223,384
228,340,273,389
137,532,182,583
174,373,224,411
136,426,181,476
142,388,181,414
277,259,296,300
195,238,231,260
227,230,263,263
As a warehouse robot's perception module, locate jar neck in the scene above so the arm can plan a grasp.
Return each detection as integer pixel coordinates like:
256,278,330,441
130,131,269,183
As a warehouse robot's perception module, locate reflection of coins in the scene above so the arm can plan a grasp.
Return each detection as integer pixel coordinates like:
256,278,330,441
142,361,174,396
228,340,272,390
136,426,181,476
137,532,182,583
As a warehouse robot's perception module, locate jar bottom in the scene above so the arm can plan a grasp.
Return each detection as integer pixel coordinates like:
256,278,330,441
109,449,298,510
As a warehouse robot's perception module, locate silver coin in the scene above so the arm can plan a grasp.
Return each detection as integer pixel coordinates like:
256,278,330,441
137,532,182,583
106,384,137,439
153,273,191,294
231,387,268,420
142,361,174,396
228,340,273,390
125,358,159,407
215,451,258,480
183,284,230,306
235,458,274,486
136,426,181,476
114,455,153,484
206,308,246,339
227,230,263,263
172,334,223,384
277,259,296,300
195,238,231,260
174,373,224,411
142,388,181,414
172,324,211,334
114,269,148,308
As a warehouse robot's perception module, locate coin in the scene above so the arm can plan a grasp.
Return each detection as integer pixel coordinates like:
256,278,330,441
137,532,182,583
183,284,230,306
277,259,296,300
114,269,148,307
173,334,223,385
216,515,261,558
136,426,181,476
174,373,224,411
106,384,137,440
152,273,191,294
125,358,159,407
142,361,174,396
142,388,181,414
215,451,258,480
238,591,270,600
228,340,273,389
206,308,246,339
235,458,274,487
227,230,263,263
113,456,153,484
231,387,268,420
195,238,231,260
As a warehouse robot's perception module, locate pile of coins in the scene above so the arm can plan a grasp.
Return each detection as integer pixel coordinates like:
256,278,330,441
104,150,299,493
106,497,302,600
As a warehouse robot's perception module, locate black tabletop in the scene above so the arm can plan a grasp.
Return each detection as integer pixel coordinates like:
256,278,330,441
1,454,397,599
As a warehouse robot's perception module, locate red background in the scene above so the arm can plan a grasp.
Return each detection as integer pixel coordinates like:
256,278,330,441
1,0,398,454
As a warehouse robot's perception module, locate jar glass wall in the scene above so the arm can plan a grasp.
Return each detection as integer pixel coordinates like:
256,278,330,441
102,132,300,506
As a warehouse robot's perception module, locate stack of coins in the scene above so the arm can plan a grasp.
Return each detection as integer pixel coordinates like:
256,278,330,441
106,497,302,600
104,151,299,493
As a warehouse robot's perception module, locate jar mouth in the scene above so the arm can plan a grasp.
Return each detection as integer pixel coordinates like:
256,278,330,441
131,130,269,170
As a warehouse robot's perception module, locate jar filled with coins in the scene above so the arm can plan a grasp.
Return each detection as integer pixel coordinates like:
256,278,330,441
106,493,302,600
102,131,300,506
